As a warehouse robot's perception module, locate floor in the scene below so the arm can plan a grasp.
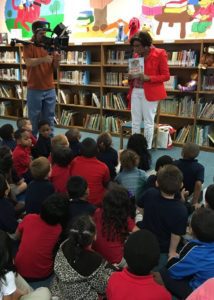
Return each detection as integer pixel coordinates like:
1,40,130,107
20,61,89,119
1,118,213,188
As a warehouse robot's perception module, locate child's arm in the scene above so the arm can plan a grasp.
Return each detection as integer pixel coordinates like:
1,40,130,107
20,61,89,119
192,180,202,205
169,233,181,258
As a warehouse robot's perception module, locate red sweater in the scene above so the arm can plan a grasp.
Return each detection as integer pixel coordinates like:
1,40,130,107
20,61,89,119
69,156,110,205
13,145,31,176
106,268,171,300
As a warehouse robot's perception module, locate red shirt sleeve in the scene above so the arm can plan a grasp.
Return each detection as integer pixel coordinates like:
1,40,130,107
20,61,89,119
149,49,170,83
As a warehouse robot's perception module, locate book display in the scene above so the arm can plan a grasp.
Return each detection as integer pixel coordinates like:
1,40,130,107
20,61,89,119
0,39,213,150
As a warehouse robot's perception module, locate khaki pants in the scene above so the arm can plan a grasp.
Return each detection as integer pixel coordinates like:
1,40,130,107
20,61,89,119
16,274,51,300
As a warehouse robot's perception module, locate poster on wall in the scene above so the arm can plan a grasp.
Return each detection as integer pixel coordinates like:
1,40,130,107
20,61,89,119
4,0,65,38
3,0,214,41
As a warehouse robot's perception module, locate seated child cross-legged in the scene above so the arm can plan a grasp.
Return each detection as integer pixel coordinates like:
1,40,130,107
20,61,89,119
0,229,51,300
50,214,115,299
65,128,81,157
159,208,214,299
32,120,51,158
137,165,188,269
0,123,16,151
25,157,54,214
106,230,171,300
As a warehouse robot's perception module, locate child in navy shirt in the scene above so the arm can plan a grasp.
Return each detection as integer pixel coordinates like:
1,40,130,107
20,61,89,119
97,132,118,179
138,165,188,268
174,143,204,205
33,120,51,158
0,124,16,151
65,128,81,158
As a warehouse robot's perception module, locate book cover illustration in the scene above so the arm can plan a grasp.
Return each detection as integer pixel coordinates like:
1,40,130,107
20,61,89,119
128,57,144,78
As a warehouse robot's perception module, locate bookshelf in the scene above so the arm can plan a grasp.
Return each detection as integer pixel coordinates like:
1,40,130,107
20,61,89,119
0,39,213,150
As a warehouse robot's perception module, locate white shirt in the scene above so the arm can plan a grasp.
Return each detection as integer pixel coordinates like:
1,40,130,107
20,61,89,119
0,271,16,300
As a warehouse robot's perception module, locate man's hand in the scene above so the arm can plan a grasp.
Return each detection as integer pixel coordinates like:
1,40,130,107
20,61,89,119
43,55,53,64
53,51,61,68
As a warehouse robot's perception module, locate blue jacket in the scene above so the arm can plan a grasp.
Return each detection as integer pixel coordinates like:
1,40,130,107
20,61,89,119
167,239,214,290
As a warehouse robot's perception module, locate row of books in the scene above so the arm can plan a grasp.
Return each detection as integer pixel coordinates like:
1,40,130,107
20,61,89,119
60,50,92,65
164,75,178,90
197,99,214,119
0,68,20,80
102,93,127,110
83,113,125,133
201,75,214,91
106,50,130,65
160,96,195,117
194,125,214,146
59,110,79,126
59,71,90,85
59,89,100,107
167,50,199,67
0,101,22,117
0,84,27,99
0,51,20,63
175,125,194,143
105,72,128,86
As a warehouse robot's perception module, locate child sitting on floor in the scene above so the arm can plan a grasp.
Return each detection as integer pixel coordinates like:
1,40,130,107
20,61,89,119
106,230,171,300
160,207,214,299
65,128,81,157
33,121,51,158
17,117,37,147
0,123,16,151
115,149,147,201
13,129,32,184
97,132,118,180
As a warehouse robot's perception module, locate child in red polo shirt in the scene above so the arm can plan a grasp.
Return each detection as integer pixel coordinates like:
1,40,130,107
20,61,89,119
106,230,171,300
13,129,32,183
16,117,37,147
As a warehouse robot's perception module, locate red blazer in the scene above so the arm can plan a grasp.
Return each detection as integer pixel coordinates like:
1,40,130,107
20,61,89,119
128,47,170,107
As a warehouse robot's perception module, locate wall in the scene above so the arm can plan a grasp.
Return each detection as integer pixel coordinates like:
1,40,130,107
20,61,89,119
0,0,214,42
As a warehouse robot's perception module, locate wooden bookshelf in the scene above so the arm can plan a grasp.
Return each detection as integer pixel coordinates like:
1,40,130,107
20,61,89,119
0,40,214,150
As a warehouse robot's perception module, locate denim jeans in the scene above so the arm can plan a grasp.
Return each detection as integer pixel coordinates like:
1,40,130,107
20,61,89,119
27,88,56,137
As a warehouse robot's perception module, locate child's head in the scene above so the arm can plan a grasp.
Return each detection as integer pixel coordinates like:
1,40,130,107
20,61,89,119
38,120,51,138
30,157,51,180
67,176,88,199
0,146,13,175
127,133,148,153
97,132,112,151
191,208,214,242
182,142,200,159
14,129,32,148
0,229,14,278
205,184,214,210
0,174,9,198
69,214,96,249
40,193,69,225
52,146,73,167
0,124,14,140
51,134,69,148
155,155,173,172
124,229,160,276
157,165,183,195
80,138,97,158
103,185,132,242
17,117,32,132
65,128,81,143
120,149,139,170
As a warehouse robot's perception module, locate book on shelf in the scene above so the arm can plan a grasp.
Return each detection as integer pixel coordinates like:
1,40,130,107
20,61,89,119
60,110,79,126
23,104,28,117
92,93,100,108
128,57,144,78
164,76,178,90
175,125,193,143
15,85,22,99
0,33,8,45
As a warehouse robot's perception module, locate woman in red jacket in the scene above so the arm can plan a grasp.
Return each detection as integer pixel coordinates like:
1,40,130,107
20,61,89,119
128,31,170,149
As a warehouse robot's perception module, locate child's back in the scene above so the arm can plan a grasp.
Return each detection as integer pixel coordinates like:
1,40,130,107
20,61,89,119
115,149,147,200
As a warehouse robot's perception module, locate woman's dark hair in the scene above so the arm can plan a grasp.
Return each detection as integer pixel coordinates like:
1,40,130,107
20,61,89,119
40,193,69,225
67,176,88,199
0,230,15,283
102,186,132,242
127,134,151,171
52,146,73,167
0,174,8,198
80,138,97,158
0,146,13,175
0,124,14,140
130,31,153,48
191,208,214,242
64,215,96,264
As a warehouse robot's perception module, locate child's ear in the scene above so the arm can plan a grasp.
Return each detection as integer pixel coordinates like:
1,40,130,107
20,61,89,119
155,180,159,188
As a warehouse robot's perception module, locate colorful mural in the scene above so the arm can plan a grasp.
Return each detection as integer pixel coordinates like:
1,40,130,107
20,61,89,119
4,0,65,37
1,0,214,40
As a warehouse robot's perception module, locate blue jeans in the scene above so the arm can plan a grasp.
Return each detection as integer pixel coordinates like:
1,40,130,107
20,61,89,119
27,88,56,137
